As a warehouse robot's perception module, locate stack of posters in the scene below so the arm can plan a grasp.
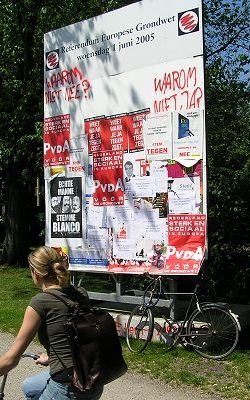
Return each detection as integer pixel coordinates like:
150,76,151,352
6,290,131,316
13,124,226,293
44,0,207,275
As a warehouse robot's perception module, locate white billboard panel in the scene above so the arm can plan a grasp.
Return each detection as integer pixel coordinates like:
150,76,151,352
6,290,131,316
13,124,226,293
44,0,207,275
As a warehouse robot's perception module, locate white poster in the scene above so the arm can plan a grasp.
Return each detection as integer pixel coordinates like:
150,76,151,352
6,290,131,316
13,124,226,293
172,109,204,161
143,113,172,160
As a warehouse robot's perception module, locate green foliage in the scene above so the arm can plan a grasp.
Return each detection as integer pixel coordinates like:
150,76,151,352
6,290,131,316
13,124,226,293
204,0,250,82
205,59,250,301
201,0,250,302
0,0,249,298
0,0,139,264
76,272,116,293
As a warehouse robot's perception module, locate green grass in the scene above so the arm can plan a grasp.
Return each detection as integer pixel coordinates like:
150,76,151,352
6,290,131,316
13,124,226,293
0,265,39,333
122,342,250,399
1,266,250,399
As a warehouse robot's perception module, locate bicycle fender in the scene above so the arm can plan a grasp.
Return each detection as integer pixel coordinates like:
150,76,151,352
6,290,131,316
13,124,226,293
200,302,229,309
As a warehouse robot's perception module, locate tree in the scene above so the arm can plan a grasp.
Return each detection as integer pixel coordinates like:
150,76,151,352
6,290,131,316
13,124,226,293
203,0,250,301
204,0,249,80
0,0,135,264
0,1,44,264
0,0,249,303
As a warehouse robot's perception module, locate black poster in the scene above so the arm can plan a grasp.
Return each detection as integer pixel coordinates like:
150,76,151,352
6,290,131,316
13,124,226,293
50,177,82,238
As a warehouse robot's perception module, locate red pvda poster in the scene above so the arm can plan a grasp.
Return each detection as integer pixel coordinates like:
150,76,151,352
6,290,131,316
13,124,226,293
44,114,70,166
93,150,124,206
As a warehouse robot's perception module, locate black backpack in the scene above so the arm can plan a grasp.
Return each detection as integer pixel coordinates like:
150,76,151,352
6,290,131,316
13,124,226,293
44,289,127,392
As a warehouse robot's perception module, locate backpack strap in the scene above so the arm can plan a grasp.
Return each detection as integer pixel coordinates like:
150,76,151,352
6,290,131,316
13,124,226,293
44,288,91,312
43,289,77,309
42,289,79,384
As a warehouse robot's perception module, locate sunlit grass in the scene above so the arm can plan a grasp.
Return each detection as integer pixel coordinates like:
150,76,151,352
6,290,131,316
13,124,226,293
122,340,250,399
0,265,39,332
1,266,250,399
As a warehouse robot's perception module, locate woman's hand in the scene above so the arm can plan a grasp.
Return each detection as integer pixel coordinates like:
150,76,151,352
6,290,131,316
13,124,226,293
0,354,14,376
35,353,49,366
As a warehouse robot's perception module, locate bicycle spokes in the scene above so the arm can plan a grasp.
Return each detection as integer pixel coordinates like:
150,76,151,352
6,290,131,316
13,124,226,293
187,306,239,359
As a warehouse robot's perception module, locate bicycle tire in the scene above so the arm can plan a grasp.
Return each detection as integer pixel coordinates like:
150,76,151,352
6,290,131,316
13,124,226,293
186,304,239,359
126,305,153,353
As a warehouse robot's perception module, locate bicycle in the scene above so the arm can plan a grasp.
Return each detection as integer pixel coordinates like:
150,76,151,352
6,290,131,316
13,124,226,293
126,274,241,359
0,352,39,400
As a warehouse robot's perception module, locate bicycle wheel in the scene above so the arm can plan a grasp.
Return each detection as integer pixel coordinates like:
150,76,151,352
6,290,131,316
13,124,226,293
126,305,153,353
186,304,239,359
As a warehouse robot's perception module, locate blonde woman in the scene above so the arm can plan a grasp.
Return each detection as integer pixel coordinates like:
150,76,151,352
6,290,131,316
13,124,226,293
0,246,103,400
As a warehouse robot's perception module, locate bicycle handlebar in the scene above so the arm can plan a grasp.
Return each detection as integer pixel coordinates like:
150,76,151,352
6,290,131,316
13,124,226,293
143,272,202,296
21,352,39,360
143,272,175,281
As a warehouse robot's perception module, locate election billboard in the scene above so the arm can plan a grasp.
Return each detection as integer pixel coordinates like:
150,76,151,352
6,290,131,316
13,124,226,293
44,0,207,275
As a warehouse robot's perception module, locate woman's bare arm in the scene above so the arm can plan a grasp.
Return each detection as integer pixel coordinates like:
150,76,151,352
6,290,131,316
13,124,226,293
0,306,41,376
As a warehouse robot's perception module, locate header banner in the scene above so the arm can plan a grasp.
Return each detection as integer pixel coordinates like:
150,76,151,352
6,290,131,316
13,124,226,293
45,0,203,80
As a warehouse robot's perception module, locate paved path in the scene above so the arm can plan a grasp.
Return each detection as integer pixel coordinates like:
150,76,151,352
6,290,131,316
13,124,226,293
0,332,225,400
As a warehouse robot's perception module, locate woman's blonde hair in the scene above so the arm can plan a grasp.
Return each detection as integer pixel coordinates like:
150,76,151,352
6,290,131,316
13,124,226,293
28,246,70,287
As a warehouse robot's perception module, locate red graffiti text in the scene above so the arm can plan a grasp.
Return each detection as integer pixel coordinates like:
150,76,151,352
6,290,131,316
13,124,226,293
153,65,203,112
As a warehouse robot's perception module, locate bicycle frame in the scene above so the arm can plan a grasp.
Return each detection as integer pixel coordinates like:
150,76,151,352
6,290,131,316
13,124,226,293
149,279,201,341
143,275,199,313
0,375,7,400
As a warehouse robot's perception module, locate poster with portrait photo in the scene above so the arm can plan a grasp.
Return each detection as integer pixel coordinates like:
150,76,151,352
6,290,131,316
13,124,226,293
123,152,144,185
50,176,83,238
